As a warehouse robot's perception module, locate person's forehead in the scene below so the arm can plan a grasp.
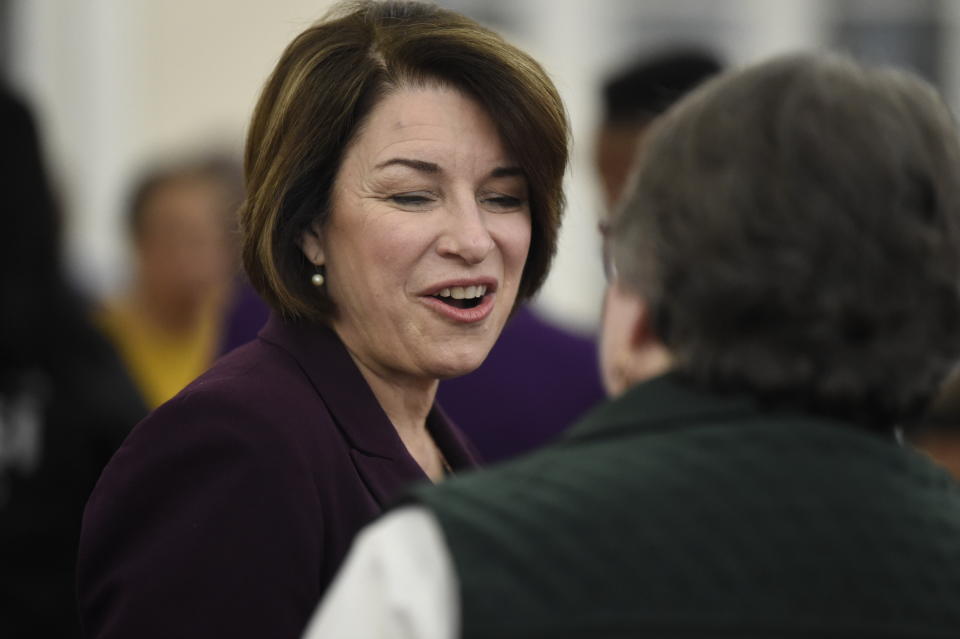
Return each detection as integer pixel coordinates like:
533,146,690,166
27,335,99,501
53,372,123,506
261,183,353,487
139,178,228,227
350,86,510,164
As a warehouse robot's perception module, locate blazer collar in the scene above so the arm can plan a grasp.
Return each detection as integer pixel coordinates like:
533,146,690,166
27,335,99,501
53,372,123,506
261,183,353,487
258,312,479,504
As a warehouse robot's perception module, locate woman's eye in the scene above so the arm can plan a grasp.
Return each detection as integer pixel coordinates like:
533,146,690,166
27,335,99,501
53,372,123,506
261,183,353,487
389,193,436,209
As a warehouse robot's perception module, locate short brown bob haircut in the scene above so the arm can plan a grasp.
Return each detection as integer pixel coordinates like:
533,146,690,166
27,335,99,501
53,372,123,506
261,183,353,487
241,0,569,321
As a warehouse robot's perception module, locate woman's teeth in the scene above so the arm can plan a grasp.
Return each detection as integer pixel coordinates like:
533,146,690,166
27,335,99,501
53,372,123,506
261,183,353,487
433,285,488,309
436,285,487,300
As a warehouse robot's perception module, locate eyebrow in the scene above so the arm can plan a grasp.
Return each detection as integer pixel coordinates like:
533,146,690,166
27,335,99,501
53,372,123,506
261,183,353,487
375,157,525,179
490,166,525,179
375,158,440,173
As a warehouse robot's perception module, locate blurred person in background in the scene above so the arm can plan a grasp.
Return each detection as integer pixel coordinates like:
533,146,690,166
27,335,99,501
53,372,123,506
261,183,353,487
596,47,722,208
96,156,240,409
308,52,960,638
436,48,722,463
909,368,960,480
0,86,146,638
77,2,567,638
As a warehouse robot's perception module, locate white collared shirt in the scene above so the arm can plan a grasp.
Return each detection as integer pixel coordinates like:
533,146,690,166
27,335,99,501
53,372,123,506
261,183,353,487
303,506,456,639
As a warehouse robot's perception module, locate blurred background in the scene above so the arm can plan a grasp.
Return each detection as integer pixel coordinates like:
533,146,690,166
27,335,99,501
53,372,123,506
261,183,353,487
2,0,958,332
7,3,960,634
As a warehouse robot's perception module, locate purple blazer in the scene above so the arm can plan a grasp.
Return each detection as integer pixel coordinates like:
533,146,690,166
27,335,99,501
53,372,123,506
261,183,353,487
77,313,479,639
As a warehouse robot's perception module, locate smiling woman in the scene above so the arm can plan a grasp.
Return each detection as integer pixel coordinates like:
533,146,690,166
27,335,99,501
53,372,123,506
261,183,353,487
76,2,568,639
305,86,533,398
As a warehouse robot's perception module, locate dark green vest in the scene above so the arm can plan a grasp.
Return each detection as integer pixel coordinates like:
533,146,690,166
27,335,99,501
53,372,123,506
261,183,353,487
416,375,960,639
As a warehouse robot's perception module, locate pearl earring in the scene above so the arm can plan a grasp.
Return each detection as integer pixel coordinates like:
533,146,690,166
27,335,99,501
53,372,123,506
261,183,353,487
311,271,325,287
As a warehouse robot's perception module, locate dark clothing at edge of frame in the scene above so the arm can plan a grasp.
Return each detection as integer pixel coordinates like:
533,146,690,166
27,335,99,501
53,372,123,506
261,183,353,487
78,312,480,639
414,373,960,639
0,311,146,639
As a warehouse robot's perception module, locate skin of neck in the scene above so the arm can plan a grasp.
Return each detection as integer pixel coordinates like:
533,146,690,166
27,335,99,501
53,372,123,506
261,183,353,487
602,281,673,397
910,428,960,482
338,338,446,481
351,354,438,437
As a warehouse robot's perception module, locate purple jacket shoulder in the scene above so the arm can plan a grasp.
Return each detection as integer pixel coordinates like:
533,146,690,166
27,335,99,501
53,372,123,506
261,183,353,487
78,314,479,639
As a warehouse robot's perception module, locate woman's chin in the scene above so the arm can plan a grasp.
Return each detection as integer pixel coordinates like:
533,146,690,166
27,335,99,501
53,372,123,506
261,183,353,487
428,349,491,381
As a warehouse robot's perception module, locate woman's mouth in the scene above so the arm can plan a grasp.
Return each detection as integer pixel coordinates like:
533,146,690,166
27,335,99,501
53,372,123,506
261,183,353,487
431,285,488,309
421,281,496,323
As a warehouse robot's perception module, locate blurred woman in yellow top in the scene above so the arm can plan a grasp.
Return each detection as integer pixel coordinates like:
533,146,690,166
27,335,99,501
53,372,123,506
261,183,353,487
97,158,239,407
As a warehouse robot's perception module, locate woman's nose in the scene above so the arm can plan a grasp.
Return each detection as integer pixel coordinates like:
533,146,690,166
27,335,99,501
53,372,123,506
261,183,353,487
436,199,496,264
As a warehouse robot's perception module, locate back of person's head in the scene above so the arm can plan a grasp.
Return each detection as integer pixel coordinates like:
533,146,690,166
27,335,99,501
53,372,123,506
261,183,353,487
241,0,569,322
597,48,722,207
602,48,723,125
609,52,960,429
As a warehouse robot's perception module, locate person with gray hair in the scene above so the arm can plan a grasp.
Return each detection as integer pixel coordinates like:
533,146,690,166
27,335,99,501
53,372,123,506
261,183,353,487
305,52,960,639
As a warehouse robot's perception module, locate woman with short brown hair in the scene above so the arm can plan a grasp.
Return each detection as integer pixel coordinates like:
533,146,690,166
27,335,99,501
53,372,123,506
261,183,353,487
78,2,568,638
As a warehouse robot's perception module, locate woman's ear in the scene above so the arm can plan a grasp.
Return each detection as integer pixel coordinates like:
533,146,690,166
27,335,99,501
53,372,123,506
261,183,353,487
299,221,325,266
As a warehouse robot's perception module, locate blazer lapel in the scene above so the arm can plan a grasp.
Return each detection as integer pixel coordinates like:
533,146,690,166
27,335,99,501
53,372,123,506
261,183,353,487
428,403,483,470
258,313,477,507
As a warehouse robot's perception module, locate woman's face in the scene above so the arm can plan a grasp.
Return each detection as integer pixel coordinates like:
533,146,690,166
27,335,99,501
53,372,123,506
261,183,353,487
301,86,531,384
